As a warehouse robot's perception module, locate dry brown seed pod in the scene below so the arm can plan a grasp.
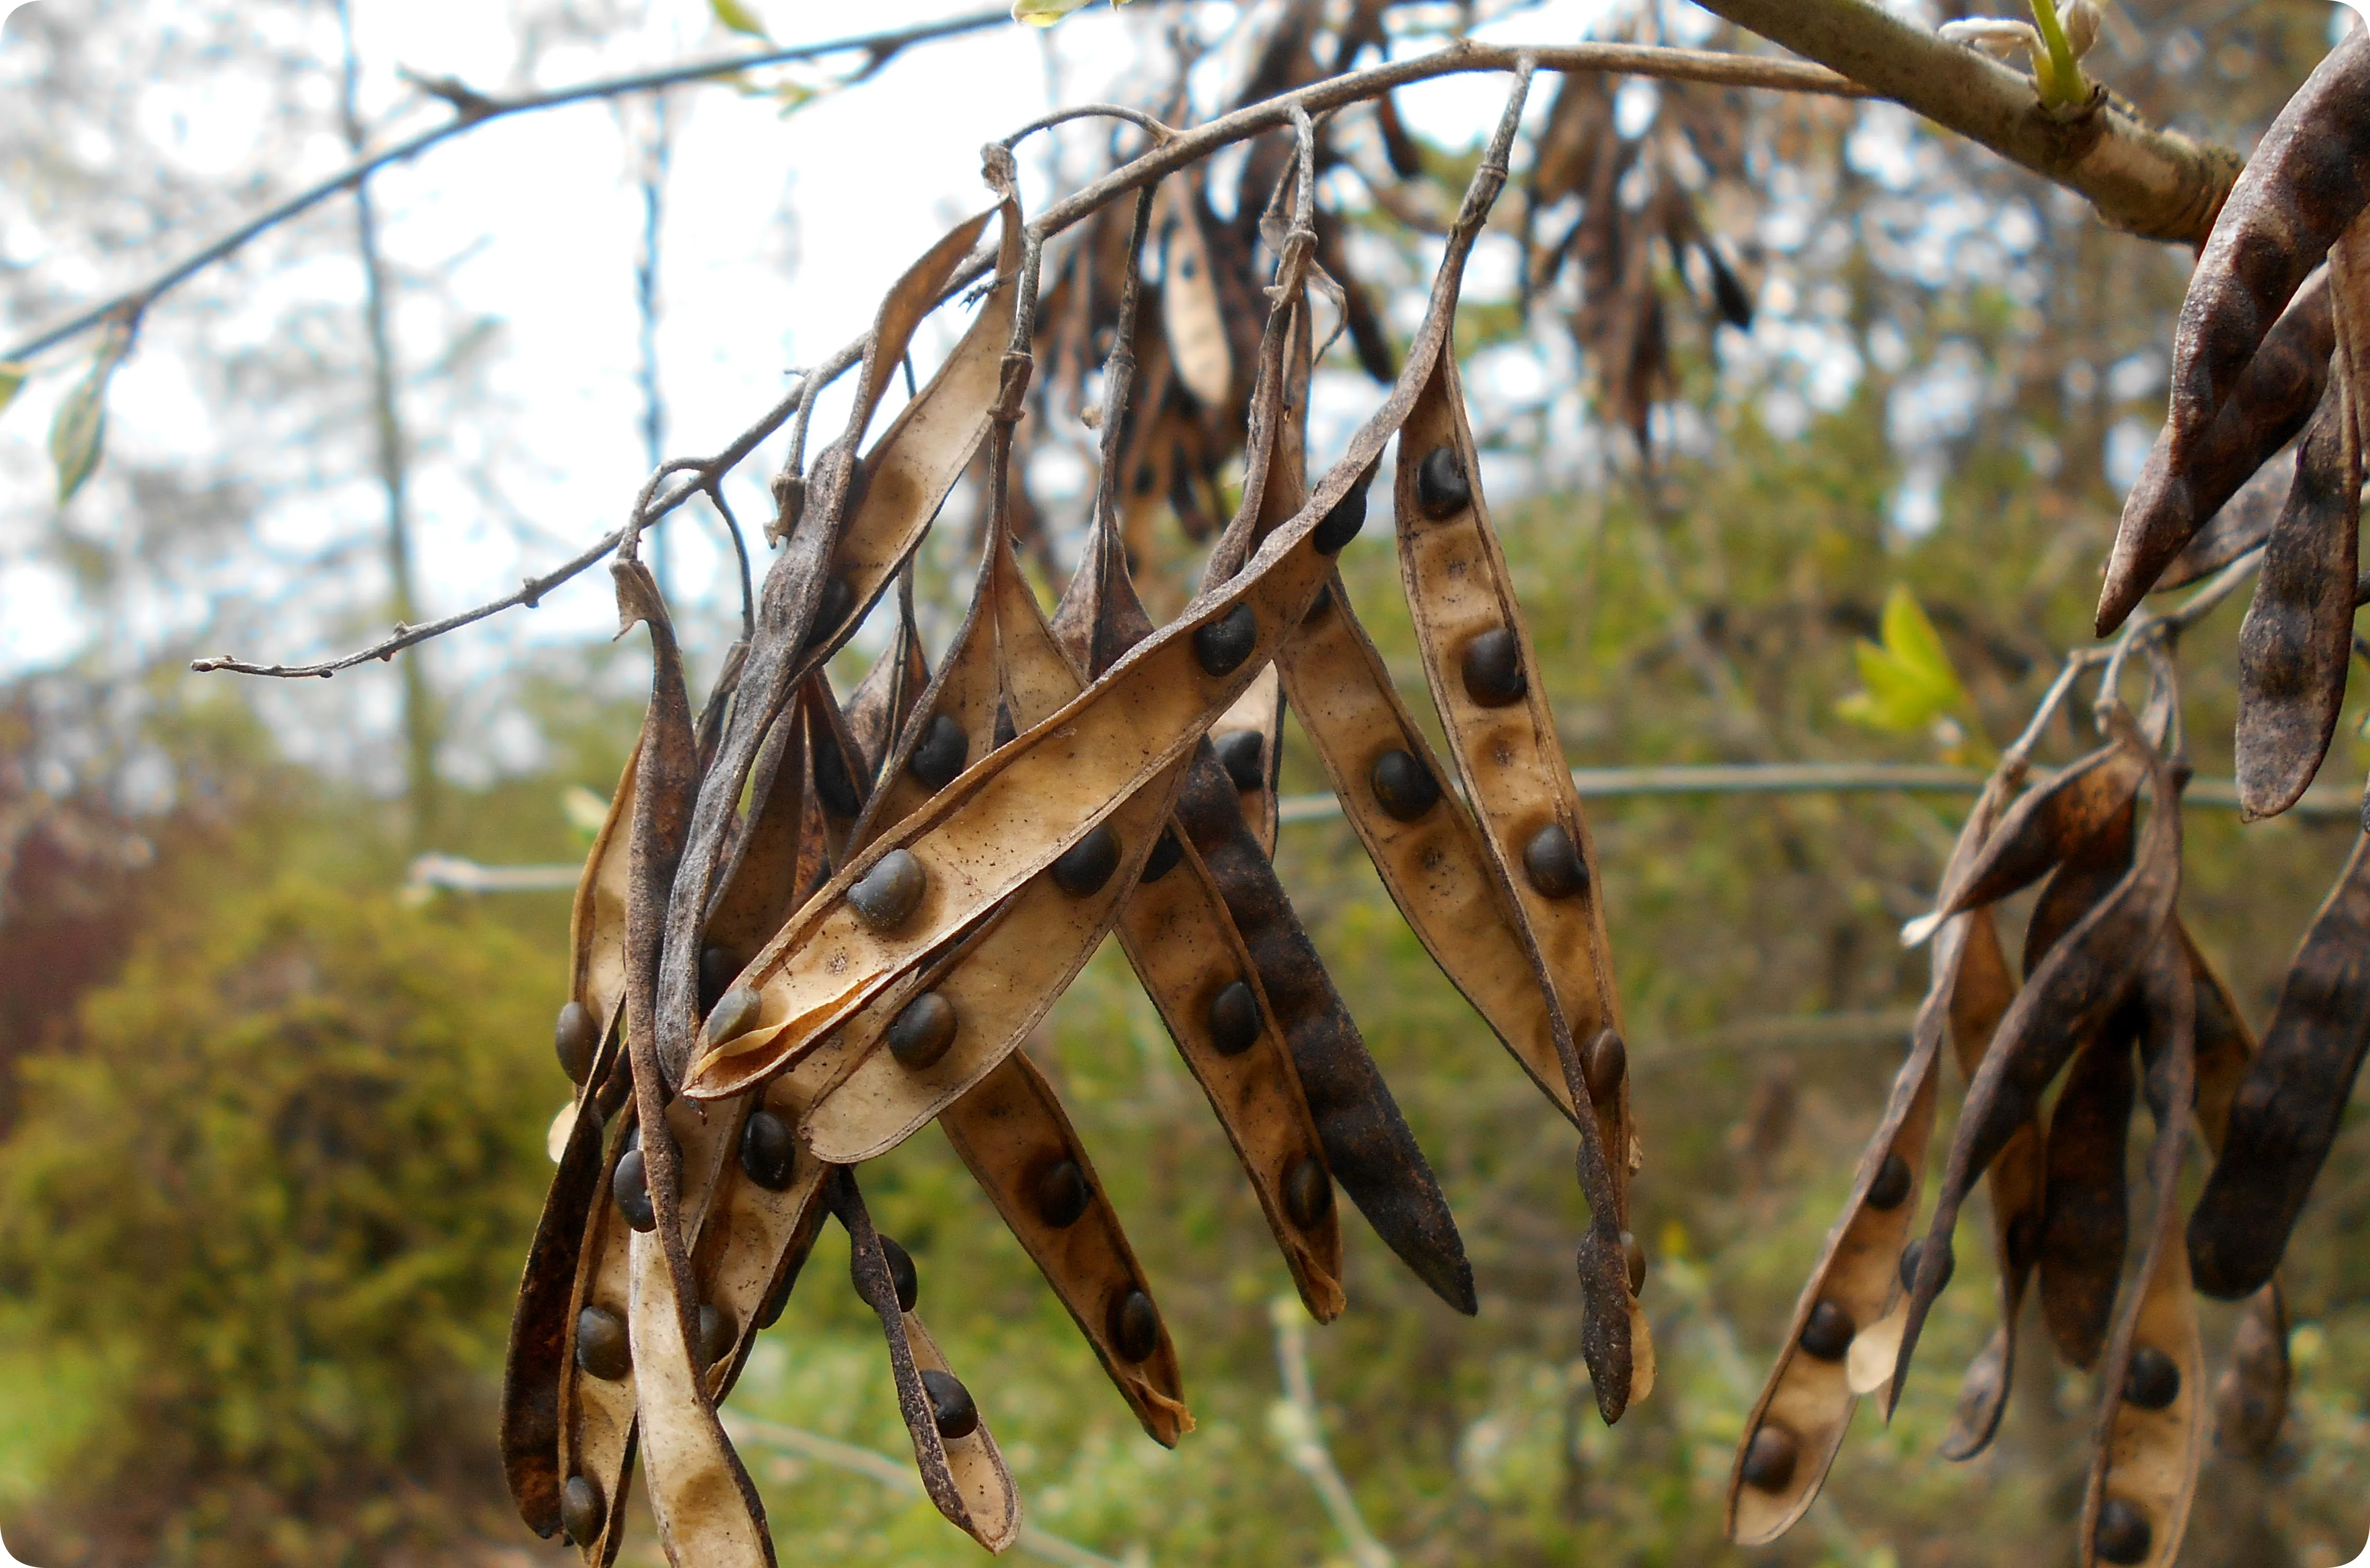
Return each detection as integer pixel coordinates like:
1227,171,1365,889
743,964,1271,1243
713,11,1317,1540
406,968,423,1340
1911,743,2145,939
552,1110,644,1564
2163,29,2370,464
2152,447,2294,593
2039,1020,2138,1370
2189,826,2370,1296
500,1079,610,1536
2101,269,2333,627
1158,179,1234,411
939,1050,1193,1444
2213,1284,2290,1458
686,1085,831,1404
1210,664,1285,854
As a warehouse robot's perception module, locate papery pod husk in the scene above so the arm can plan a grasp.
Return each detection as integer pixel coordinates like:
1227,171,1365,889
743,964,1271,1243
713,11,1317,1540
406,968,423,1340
2038,1015,2138,1372
502,1083,613,1537
841,578,930,784
689,1108,832,1404
1726,775,2010,1545
2103,268,2332,627
700,693,813,996
1210,660,1286,855
2214,1283,2291,1459
1893,714,2180,1409
1909,742,2145,939
2153,443,2294,593
833,1171,1022,1550
2163,28,2370,466
681,85,1530,1108
557,1107,644,1567
2078,937,2203,1568
2188,825,2370,1297
2233,358,2359,821
939,1049,1193,1444
1158,178,1235,413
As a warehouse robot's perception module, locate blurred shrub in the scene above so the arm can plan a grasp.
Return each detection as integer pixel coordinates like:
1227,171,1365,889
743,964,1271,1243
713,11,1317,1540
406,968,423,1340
0,875,559,1566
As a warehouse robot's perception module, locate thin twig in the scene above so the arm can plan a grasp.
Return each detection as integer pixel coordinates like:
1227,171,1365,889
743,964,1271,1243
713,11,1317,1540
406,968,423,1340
3,8,1022,364
1268,1299,1394,1568
1001,103,1180,150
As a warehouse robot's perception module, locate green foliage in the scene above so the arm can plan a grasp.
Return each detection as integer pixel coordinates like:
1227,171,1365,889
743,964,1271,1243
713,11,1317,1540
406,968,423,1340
1837,584,1991,762
0,362,23,417
48,329,126,506
0,873,560,1564
709,0,769,39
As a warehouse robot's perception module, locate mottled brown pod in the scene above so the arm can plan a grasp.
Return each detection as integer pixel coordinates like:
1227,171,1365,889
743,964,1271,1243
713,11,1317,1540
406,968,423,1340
1909,742,2145,939
2039,1022,2137,1371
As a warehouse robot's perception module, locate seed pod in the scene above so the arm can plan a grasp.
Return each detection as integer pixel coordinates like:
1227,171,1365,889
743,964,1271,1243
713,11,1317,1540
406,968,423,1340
2189,827,2370,1296
552,1112,645,1563
500,1095,609,1536
1912,743,2145,938
2234,369,2360,820
2163,29,2370,463
2040,1021,2138,1371
938,1051,1191,1444
1210,665,1285,853
1159,179,1235,410
2212,1283,2290,1459
831,1171,1019,1551
2153,447,2294,592
687,1085,830,1404
1892,717,2179,1411
2100,269,2332,625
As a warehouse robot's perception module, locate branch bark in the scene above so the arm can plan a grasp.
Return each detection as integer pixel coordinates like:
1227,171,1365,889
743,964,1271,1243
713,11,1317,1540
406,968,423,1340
1690,0,2243,245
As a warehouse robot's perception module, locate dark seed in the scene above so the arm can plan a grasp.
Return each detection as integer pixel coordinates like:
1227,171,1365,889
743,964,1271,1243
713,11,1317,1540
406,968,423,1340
921,1367,979,1440
1191,604,1258,677
1108,1287,1162,1362
886,990,957,1069
1582,1029,1627,1104
1283,1155,1333,1229
755,1264,795,1330
612,1149,656,1232
739,1108,797,1190
560,1474,604,1547
1415,444,1470,520
697,1301,735,1370
1312,483,1368,554
1865,1151,1913,1211
1900,1239,1955,1295
698,945,739,1014
2094,1498,2152,1565
1370,748,1440,821
1215,730,1266,790
1523,823,1589,899
704,984,763,1051
1621,1229,1647,1295
1798,1299,1855,1361
1033,1158,1092,1228
1739,1424,1798,1491
2123,1346,2181,1411
555,1000,598,1084
992,701,1017,750
880,1234,919,1313
575,1306,630,1381
1207,980,1262,1056
2006,1209,2043,1273
813,736,861,816
1051,824,1122,897
1461,627,1527,707
1140,830,1185,885
907,713,968,791
799,575,855,656
849,849,927,929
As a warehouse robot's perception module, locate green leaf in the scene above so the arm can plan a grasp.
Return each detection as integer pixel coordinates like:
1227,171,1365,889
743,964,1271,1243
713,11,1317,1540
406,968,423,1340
49,344,123,507
1837,585,1982,756
1013,0,1099,25
710,0,769,37
0,362,25,417
560,785,612,844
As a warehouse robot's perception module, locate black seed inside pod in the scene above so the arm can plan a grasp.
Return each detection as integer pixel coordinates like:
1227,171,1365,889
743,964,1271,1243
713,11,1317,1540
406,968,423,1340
756,1264,795,1330
555,1000,598,1085
1192,604,1258,677
697,1302,735,1370
1582,1029,1627,1103
921,1367,980,1440
886,990,958,1070
739,1108,797,1190
1900,1239,1955,1295
1052,823,1122,897
1311,483,1368,554
1033,1158,1092,1229
1864,1151,1913,1211
1798,1299,1855,1362
1370,748,1440,821
698,945,739,1014
849,849,927,929
560,1474,604,1547
2123,1346,2181,1411
1207,980,1262,1056
813,736,861,817
1215,730,1266,791
1621,1229,1647,1296
1415,444,1471,520
1284,1155,1333,1230
575,1306,630,1381
704,984,764,1051
907,713,968,791
1523,823,1589,899
1461,627,1527,707
1140,829,1185,885
1109,1287,1162,1363
1303,584,1335,622
880,1234,920,1314
2094,1499,2153,1565
799,575,856,656
612,1149,656,1232
1739,1425,1799,1491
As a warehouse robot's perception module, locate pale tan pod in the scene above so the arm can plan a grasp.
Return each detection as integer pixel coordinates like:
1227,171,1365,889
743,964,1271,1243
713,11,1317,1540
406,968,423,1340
1277,578,1579,1122
557,1111,641,1566
902,1312,1023,1551
938,1050,1192,1444
849,531,1010,850
567,750,637,1095
691,1119,832,1404
1209,664,1285,856
1158,179,1233,411
702,698,810,984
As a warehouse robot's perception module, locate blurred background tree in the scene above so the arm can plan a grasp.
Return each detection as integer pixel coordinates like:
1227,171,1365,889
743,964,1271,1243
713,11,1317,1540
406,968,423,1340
1,1,2367,1565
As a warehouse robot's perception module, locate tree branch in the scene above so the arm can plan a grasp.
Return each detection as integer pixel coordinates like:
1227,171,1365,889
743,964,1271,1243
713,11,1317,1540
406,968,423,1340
1688,0,2242,244
2,6,1019,364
